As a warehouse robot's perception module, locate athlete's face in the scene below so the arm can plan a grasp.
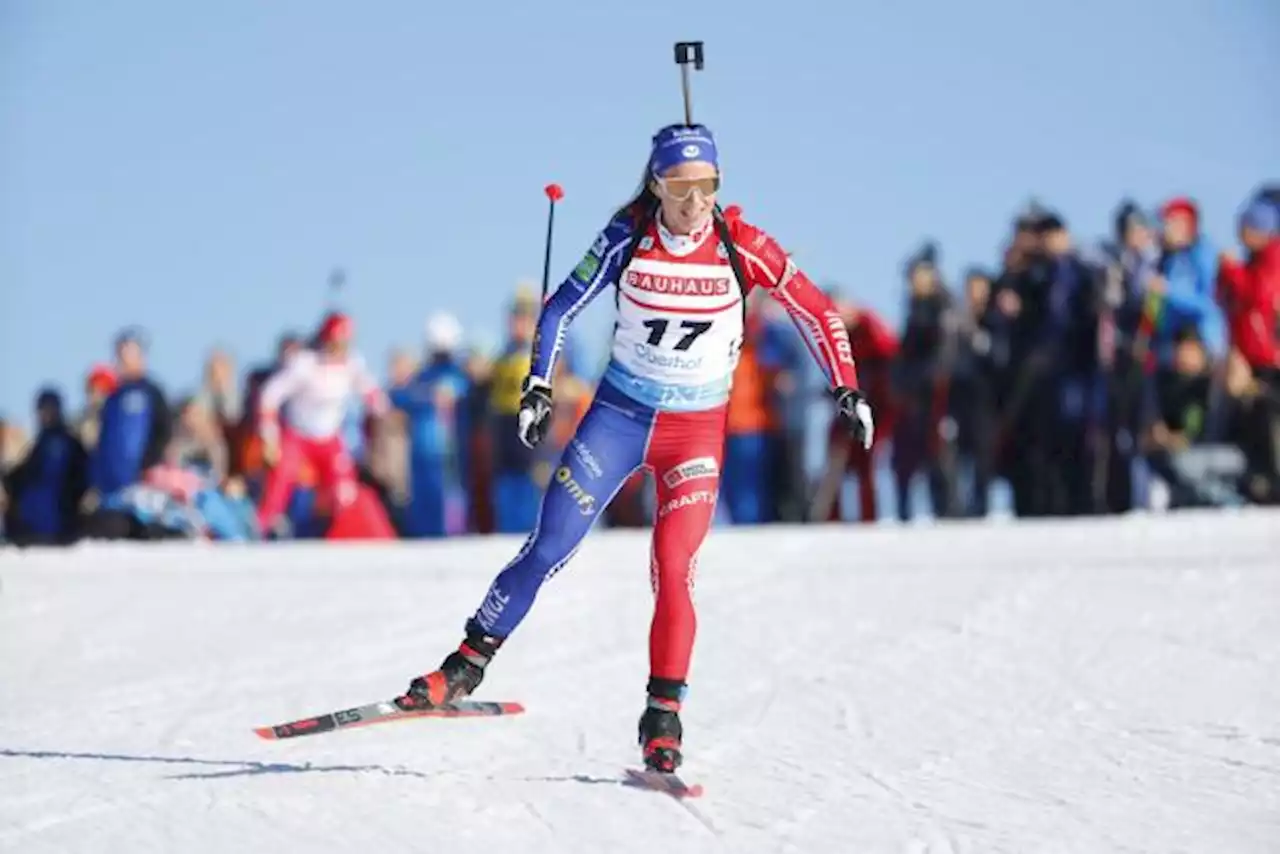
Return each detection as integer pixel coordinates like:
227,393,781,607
652,161,718,234
322,336,350,358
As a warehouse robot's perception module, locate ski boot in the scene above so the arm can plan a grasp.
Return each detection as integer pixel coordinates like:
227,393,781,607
395,620,504,711
638,677,685,772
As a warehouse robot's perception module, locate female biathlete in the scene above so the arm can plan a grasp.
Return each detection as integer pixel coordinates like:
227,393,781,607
394,123,875,772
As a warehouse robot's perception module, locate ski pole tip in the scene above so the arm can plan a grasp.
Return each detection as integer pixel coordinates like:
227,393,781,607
544,183,564,202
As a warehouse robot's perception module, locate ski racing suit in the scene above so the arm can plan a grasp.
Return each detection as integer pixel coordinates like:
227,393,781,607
467,204,862,688
256,349,387,533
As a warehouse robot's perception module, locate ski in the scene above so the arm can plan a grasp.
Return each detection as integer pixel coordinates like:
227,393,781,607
624,767,704,799
254,699,524,740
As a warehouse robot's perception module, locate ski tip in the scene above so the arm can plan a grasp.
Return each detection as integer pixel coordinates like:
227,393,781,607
253,726,278,740
624,767,704,798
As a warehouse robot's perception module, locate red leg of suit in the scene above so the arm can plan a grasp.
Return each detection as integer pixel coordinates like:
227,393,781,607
307,434,358,510
643,406,727,684
257,428,307,530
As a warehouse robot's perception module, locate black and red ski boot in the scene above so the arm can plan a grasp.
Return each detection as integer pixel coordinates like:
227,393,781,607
395,621,504,711
638,677,685,772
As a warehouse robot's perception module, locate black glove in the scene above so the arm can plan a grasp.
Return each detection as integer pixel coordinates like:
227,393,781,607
517,376,553,449
833,386,874,450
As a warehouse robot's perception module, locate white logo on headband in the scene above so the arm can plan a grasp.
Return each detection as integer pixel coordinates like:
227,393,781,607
682,144,700,158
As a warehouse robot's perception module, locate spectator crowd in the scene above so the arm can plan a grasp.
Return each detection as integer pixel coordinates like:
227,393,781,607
3,184,1278,546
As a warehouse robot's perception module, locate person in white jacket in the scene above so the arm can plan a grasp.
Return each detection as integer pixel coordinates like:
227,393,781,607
255,311,388,534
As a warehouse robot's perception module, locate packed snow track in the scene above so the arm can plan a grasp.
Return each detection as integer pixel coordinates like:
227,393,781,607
2,510,1277,853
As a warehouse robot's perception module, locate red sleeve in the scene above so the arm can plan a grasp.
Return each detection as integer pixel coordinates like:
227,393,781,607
1217,255,1247,305
727,211,860,390
857,310,900,361
1257,242,1280,307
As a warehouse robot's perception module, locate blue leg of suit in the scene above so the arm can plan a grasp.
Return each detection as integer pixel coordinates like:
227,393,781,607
471,383,651,637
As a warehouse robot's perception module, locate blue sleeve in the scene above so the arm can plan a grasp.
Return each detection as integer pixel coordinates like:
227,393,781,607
1165,241,1226,357
530,215,635,383
390,381,424,416
1160,243,1217,319
1193,242,1227,358
89,393,117,493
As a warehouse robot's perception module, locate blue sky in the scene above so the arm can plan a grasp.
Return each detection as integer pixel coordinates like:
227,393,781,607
3,0,1277,426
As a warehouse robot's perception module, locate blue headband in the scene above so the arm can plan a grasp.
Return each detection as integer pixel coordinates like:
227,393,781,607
649,124,718,177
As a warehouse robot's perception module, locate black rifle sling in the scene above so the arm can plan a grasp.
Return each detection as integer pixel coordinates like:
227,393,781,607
615,202,750,322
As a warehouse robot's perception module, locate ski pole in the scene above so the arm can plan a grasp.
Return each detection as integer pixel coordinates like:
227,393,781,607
673,41,704,126
327,266,346,311
540,183,564,302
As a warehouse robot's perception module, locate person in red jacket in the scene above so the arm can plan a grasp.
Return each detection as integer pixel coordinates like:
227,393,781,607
812,297,899,522
1217,199,1280,380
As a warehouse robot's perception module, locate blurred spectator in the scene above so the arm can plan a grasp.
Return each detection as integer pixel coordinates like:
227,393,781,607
487,287,544,533
1216,199,1280,378
86,329,171,508
948,268,1006,517
74,362,117,451
724,291,782,524
167,396,230,483
1096,200,1161,513
233,331,302,480
1040,214,1108,515
197,348,241,452
1141,325,1242,508
390,312,472,538
543,346,592,469
2,388,89,545
891,242,955,520
367,348,414,511
812,295,898,523
1221,350,1280,504
1152,197,1227,365
996,211,1106,516
462,343,496,534
754,296,809,522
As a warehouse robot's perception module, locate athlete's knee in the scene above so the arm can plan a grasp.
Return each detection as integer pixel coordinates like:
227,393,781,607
525,527,578,578
650,542,699,601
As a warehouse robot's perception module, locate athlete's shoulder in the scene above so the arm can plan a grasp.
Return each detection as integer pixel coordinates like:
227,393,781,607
287,349,320,371
721,203,770,246
596,204,651,255
721,204,791,280
344,350,371,374
568,207,646,287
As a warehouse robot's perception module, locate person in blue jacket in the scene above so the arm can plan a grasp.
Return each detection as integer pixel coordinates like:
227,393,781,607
1152,198,1227,366
390,312,472,537
89,330,172,502
2,388,88,545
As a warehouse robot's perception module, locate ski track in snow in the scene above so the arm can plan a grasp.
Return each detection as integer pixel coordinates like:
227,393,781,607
1,509,1277,853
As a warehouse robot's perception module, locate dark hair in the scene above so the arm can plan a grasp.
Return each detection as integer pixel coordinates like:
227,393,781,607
612,163,660,227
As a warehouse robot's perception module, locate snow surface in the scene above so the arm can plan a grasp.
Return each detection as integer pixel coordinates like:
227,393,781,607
2,510,1278,853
